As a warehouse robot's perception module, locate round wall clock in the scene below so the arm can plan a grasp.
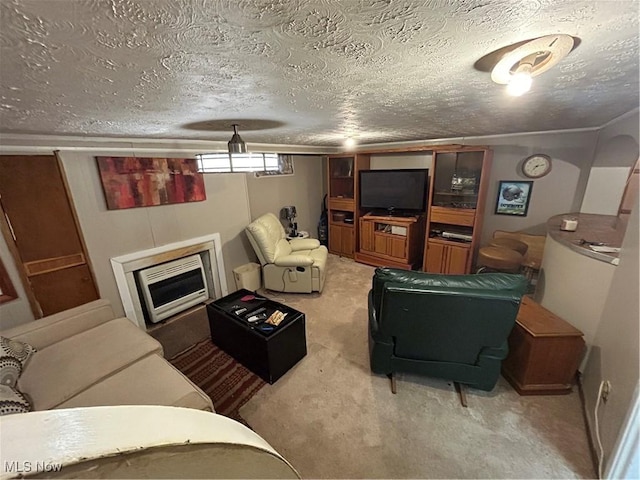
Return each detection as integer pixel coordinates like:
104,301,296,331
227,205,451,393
521,154,552,179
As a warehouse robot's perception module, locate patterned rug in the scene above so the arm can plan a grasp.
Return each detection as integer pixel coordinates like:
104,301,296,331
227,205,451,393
169,339,266,425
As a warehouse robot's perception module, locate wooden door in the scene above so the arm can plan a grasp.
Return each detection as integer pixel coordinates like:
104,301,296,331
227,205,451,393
0,155,99,317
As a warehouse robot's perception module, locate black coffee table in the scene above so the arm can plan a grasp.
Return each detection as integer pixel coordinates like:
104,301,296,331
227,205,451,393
206,289,307,384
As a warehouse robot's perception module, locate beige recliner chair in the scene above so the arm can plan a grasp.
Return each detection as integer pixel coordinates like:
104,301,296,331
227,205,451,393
245,213,328,293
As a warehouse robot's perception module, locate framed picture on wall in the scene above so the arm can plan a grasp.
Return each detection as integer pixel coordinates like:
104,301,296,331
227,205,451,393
96,156,206,210
495,180,533,216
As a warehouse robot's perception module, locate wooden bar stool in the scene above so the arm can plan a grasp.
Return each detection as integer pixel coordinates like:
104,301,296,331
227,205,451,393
476,246,524,274
489,237,529,256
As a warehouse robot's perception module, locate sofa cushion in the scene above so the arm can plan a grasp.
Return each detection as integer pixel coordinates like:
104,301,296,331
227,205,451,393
56,354,214,412
0,385,31,415
17,317,162,410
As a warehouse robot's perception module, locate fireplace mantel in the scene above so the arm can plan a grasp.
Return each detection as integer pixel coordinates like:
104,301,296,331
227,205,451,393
111,234,228,329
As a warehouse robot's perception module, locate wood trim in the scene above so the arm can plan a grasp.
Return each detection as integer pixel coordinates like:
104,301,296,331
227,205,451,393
334,145,491,155
0,256,18,304
54,151,101,297
0,201,43,317
23,253,86,276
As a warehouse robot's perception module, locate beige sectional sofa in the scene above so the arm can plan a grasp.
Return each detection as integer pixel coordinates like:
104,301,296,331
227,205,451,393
1,300,213,412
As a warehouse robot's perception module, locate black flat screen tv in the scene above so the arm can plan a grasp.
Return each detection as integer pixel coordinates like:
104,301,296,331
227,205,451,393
359,169,429,215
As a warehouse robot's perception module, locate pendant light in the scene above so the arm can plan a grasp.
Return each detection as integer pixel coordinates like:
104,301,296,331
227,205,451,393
228,124,247,155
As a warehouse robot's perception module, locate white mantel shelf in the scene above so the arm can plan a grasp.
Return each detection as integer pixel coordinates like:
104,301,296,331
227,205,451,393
111,233,228,329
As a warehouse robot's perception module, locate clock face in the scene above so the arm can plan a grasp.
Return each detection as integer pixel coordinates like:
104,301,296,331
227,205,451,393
522,154,552,178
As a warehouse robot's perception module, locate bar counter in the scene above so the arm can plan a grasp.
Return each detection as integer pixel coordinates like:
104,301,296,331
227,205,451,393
537,212,625,345
546,213,625,265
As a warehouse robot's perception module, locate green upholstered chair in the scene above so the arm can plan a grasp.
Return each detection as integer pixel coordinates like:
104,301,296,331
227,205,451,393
368,268,527,404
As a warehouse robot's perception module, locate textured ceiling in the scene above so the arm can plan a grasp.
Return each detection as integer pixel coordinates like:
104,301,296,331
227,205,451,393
0,0,638,147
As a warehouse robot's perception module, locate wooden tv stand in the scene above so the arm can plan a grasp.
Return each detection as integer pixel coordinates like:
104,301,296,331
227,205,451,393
354,213,425,270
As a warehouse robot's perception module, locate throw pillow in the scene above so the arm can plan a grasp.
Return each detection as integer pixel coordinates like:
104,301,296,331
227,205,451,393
0,336,37,367
0,384,31,415
0,356,22,388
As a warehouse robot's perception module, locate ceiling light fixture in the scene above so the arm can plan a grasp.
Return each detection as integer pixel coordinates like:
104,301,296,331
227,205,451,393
344,137,356,149
195,124,280,173
228,123,247,156
491,34,574,96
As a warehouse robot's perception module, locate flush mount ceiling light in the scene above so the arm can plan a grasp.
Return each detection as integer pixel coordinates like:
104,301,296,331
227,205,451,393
344,137,356,149
491,34,574,96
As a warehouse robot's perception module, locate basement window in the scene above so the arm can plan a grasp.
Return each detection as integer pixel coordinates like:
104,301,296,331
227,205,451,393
195,152,281,173
0,258,17,305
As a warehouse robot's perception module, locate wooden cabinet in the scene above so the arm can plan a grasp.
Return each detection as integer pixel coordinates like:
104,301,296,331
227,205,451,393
502,297,585,395
356,214,424,269
424,239,470,274
423,148,492,274
327,154,370,257
329,224,354,257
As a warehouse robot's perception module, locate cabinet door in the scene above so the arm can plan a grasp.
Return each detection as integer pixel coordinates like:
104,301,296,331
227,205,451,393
373,234,387,255
360,220,374,252
329,226,342,255
330,225,354,257
425,241,445,273
446,244,470,274
387,237,407,259
340,226,354,257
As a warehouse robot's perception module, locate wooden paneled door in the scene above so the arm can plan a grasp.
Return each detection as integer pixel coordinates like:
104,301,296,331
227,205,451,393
0,154,99,317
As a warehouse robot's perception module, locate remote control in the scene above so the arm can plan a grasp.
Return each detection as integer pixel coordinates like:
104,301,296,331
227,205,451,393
246,307,266,317
247,313,267,323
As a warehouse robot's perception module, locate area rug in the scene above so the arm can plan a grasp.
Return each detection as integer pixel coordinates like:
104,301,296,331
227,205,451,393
169,339,266,425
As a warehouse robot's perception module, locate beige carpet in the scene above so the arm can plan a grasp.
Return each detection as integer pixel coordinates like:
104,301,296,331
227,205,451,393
240,255,595,479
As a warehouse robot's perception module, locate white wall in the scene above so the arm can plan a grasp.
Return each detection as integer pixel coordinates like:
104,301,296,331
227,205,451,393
370,152,432,170
579,111,640,473
58,150,253,318
462,130,600,245
581,110,639,214
536,236,616,345
245,155,324,239
582,202,639,472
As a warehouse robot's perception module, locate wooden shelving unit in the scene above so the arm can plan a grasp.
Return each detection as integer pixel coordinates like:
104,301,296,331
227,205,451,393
422,148,492,274
326,154,370,258
326,145,492,274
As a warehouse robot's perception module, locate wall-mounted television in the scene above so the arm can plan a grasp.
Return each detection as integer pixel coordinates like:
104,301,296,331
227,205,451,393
359,169,429,215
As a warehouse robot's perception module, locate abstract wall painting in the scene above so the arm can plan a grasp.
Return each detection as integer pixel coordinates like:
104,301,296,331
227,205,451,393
96,157,206,210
